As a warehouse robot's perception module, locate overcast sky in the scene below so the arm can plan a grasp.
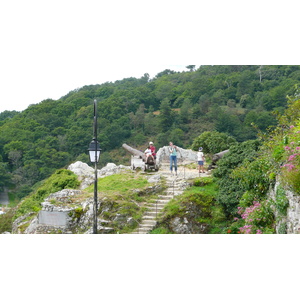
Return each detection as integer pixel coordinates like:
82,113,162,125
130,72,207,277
0,0,298,113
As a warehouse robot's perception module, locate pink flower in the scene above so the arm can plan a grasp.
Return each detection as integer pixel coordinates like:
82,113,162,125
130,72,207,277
285,146,291,151
256,229,262,234
290,125,295,129
288,155,296,161
283,163,295,171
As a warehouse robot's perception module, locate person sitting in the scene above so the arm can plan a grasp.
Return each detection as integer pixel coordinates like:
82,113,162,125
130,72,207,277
144,146,152,158
149,142,156,158
144,146,154,164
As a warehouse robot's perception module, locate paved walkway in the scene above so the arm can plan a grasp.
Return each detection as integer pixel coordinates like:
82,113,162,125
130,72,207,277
131,162,210,234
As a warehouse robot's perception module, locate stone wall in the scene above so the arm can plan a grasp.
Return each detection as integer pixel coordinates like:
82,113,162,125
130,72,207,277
286,189,300,233
268,179,300,234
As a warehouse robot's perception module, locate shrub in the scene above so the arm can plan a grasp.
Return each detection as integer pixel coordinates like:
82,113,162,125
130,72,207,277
191,131,237,154
213,139,261,217
236,200,275,234
14,169,80,220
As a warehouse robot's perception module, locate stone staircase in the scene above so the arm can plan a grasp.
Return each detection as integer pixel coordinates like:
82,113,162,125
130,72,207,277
131,173,183,234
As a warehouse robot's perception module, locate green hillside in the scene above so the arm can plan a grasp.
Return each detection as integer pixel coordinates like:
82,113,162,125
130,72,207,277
1,65,299,203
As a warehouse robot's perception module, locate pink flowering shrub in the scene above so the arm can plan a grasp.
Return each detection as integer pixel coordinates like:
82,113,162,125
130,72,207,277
281,124,300,194
236,201,274,234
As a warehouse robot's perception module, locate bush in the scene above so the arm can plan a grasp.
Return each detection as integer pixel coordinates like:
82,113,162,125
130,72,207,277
213,139,261,217
191,131,237,154
14,169,80,220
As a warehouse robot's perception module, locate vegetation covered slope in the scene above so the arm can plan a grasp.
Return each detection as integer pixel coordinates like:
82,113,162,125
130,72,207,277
0,65,299,203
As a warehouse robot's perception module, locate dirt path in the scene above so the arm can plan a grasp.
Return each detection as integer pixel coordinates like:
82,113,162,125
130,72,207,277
157,162,211,181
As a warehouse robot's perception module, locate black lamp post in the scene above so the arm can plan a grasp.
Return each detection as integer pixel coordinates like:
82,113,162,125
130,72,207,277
88,100,101,234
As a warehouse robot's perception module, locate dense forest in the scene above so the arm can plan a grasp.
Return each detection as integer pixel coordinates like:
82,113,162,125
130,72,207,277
1,65,300,202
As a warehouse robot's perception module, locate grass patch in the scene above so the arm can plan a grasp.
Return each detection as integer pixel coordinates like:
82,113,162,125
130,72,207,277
154,176,227,234
0,208,16,233
85,172,151,201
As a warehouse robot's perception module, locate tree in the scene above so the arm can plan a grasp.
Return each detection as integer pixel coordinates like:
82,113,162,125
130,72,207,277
158,98,174,132
191,131,237,154
186,65,196,72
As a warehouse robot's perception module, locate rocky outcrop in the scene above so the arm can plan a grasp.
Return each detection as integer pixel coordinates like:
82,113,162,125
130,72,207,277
68,161,131,189
156,146,197,166
97,163,131,178
286,189,300,233
68,161,94,189
169,216,209,234
268,179,300,234
12,161,161,234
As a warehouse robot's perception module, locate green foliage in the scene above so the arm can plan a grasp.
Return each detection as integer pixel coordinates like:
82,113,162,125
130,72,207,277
154,176,227,234
274,185,289,216
191,131,237,154
193,176,214,187
14,169,80,219
149,227,172,234
0,209,15,233
278,222,287,234
213,139,261,216
216,92,300,233
0,161,11,190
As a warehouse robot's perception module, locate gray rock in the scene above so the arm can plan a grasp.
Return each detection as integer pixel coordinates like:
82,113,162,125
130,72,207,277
156,146,198,166
147,174,161,183
68,161,94,189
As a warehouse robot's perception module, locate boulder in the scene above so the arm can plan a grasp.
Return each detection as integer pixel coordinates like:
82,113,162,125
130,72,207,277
68,161,94,189
156,146,197,166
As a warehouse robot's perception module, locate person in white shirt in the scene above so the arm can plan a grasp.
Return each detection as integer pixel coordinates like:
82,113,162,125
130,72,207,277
144,146,152,157
197,147,205,173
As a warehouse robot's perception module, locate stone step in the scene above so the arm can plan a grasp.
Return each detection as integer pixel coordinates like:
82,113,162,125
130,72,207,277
166,186,181,189
145,204,166,210
157,195,173,199
155,199,170,203
142,215,156,220
140,219,157,225
166,191,182,196
143,210,159,215
139,223,156,230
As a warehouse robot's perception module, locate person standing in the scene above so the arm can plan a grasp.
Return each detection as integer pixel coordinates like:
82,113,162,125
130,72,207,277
169,142,178,175
197,147,205,173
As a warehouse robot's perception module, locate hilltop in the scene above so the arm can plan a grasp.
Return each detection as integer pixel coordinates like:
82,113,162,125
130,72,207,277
1,65,300,201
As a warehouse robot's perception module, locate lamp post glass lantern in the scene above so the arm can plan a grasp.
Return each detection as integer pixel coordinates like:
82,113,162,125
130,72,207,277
88,139,101,163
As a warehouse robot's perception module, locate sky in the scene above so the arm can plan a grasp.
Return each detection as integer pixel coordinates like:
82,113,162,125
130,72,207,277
0,0,298,113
